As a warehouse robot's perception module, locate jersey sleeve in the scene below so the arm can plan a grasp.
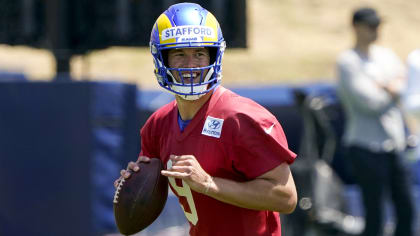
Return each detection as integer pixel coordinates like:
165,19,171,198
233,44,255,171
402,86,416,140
229,107,297,179
139,114,160,159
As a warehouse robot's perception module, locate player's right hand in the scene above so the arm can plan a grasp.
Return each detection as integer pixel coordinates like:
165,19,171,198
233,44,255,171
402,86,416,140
114,156,151,188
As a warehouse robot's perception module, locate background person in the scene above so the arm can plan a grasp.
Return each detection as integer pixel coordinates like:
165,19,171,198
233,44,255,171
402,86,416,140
404,48,420,153
336,7,414,236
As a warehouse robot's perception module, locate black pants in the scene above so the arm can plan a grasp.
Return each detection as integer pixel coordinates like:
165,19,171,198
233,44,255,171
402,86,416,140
348,146,414,236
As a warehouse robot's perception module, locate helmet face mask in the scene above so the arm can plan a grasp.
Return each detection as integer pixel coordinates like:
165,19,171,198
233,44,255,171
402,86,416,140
150,3,226,100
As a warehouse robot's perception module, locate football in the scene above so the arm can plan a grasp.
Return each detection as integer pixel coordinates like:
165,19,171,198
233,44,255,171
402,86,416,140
113,158,168,235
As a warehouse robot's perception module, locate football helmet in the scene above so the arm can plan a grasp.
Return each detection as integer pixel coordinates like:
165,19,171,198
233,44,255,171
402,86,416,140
150,3,226,100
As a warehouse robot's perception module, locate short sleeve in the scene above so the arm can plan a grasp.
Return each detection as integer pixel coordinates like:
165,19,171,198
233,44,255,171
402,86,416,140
139,115,160,158
229,110,296,179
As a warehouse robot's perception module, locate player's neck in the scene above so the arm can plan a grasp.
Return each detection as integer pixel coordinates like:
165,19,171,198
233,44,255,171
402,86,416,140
354,41,371,57
176,91,213,121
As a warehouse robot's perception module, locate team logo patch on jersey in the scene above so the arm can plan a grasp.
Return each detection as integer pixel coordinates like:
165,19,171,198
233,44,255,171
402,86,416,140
202,116,224,138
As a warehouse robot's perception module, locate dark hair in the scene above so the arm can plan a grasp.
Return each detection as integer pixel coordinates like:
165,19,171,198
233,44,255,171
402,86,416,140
352,7,381,27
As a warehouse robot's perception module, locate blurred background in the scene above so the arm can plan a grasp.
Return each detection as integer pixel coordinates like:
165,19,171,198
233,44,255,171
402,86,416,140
1,0,419,87
0,0,419,235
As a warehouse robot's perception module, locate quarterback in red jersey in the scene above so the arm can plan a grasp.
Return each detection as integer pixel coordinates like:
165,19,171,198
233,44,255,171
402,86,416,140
115,2,297,236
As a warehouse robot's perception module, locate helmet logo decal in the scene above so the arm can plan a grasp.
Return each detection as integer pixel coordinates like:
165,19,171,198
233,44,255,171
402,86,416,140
162,26,215,42
202,116,224,138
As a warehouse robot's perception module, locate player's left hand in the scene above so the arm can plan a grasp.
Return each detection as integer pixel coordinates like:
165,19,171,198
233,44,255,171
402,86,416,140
161,154,214,194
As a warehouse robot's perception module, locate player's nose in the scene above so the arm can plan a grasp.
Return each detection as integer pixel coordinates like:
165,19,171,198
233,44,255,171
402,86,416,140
183,54,198,68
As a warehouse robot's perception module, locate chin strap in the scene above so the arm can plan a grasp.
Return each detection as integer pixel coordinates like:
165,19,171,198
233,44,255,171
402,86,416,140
165,67,216,100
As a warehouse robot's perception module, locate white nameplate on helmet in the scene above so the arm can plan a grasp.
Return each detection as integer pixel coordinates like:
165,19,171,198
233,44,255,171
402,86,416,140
162,26,215,41
202,116,224,138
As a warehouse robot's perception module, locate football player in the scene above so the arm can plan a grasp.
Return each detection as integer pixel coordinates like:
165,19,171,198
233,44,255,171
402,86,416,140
115,3,297,235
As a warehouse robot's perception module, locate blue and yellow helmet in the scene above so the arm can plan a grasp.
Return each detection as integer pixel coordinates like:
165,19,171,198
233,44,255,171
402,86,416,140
150,3,226,100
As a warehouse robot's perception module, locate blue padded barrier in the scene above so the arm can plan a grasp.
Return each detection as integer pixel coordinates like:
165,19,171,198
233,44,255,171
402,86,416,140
0,81,138,236
0,71,27,82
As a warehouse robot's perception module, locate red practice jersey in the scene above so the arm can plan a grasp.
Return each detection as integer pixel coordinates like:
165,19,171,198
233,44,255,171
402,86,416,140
140,86,296,236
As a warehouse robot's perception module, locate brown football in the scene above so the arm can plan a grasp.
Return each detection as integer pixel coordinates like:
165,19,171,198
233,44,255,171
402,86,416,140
113,158,168,235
